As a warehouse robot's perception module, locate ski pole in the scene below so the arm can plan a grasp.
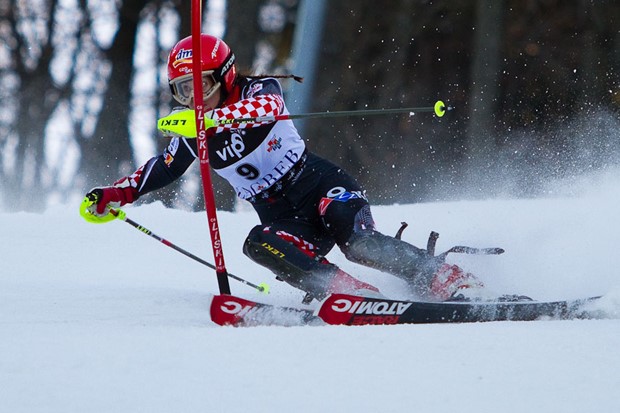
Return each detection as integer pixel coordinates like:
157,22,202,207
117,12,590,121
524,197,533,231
108,208,270,294
221,100,450,124
157,101,451,137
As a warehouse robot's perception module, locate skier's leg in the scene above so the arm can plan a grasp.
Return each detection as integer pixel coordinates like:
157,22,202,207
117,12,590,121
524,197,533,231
242,224,379,300
344,227,487,299
343,228,442,295
319,187,482,299
327,209,442,296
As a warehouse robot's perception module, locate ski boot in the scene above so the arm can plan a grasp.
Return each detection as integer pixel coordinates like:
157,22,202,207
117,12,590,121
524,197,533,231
432,264,534,302
430,263,486,301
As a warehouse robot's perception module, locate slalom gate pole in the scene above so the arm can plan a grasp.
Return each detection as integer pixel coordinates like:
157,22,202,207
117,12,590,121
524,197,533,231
190,0,231,294
108,208,269,293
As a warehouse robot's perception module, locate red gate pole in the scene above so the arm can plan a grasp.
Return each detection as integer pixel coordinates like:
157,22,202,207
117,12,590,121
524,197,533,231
190,0,231,294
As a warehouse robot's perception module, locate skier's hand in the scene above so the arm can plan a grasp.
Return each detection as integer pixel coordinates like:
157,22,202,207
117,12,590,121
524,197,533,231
79,186,137,224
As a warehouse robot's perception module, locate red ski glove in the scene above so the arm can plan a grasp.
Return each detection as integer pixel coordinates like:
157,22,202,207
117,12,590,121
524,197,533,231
84,185,138,215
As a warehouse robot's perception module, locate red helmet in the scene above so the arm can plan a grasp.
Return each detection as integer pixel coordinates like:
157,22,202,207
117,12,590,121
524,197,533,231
167,34,237,105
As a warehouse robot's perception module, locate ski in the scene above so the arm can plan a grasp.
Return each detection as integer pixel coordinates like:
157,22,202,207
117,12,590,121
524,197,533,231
210,294,323,327
210,293,601,327
317,294,602,325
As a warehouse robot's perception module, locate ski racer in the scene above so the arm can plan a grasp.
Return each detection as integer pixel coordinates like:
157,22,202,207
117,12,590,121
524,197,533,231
81,34,483,302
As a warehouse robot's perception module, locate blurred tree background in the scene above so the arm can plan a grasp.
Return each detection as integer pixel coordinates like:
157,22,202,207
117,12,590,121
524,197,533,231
1,0,618,212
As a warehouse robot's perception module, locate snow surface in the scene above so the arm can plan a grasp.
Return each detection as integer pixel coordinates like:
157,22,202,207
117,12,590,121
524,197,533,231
2,169,620,412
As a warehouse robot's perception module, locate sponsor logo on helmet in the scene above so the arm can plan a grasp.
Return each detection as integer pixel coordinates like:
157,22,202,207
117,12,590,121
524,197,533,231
172,48,192,69
211,39,221,58
220,53,235,77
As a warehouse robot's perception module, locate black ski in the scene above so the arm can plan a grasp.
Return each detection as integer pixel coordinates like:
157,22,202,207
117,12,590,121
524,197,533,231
317,294,601,325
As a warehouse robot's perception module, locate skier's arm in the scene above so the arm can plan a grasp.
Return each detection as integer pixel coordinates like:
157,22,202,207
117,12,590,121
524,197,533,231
83,136,198,217
132,136,198,194
210,94,284,133
209,78,286,133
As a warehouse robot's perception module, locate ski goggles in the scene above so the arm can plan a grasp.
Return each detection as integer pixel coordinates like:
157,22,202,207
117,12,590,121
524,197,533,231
170,71,221,106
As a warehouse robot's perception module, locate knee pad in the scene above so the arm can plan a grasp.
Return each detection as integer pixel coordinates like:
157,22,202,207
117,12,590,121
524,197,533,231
243,226,319,273
242,225,338,298
243,226,296,274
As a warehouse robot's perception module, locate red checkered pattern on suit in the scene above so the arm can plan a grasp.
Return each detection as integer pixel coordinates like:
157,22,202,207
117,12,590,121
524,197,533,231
212,94,284,133
113,165,144,189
